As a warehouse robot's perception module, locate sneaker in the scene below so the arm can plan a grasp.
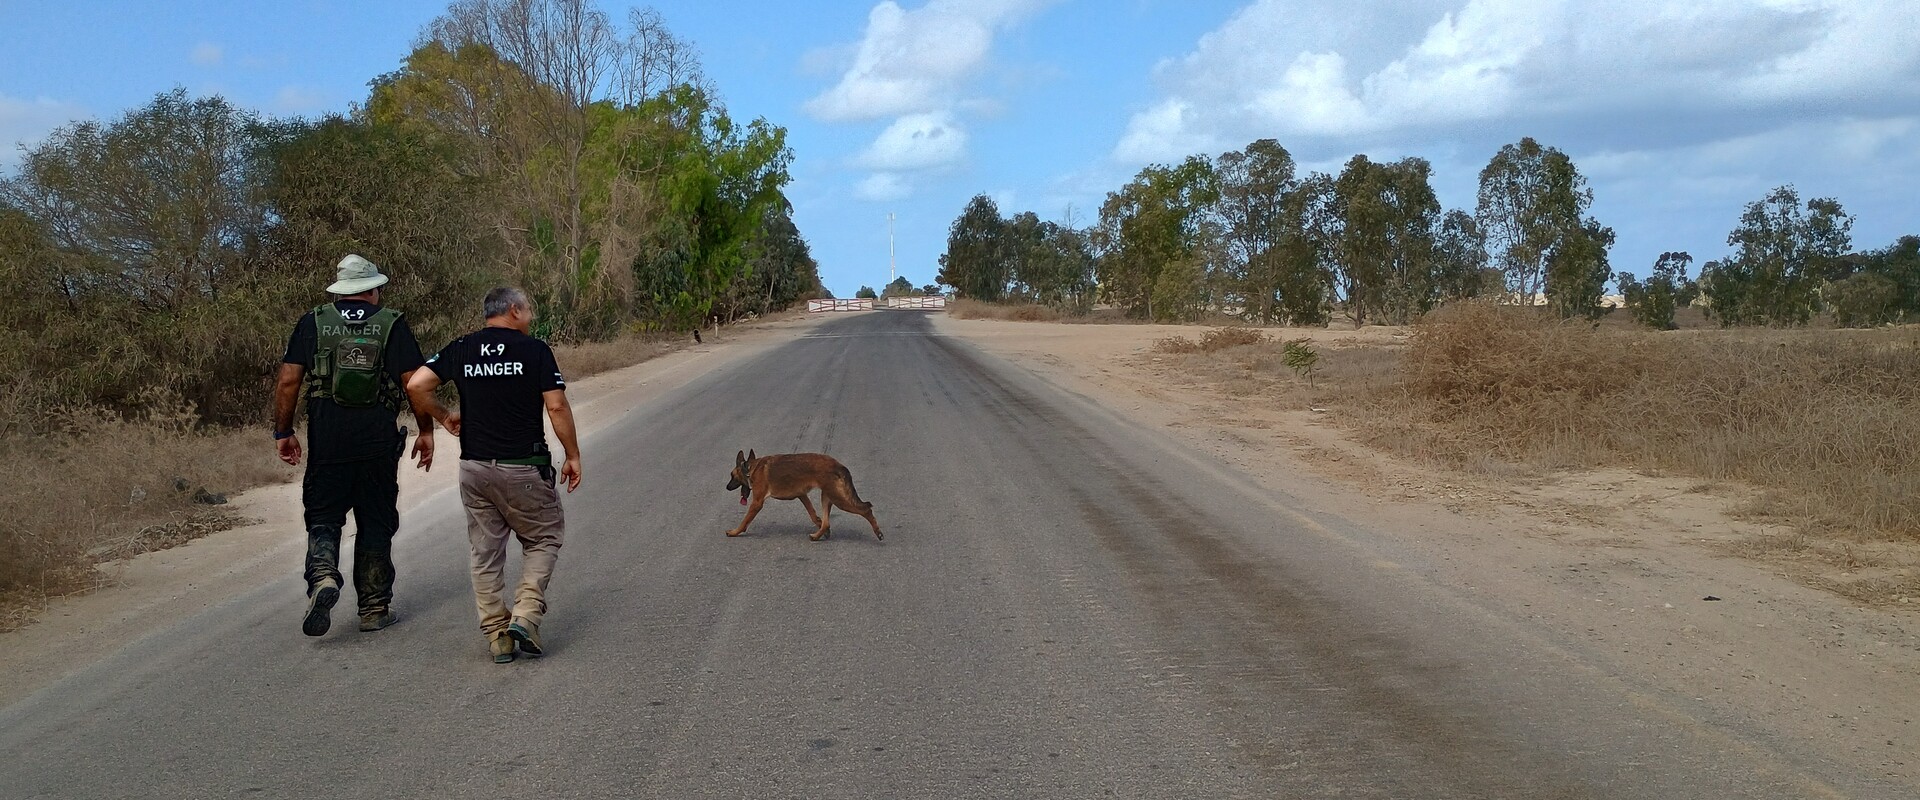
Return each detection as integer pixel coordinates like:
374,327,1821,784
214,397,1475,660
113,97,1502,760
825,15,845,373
489,633,516,664
302,578,340,637
507,618,543,657
358,609,400,632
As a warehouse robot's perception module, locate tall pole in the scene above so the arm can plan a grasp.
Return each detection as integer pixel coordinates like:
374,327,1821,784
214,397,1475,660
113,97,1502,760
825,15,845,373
887,212,896,285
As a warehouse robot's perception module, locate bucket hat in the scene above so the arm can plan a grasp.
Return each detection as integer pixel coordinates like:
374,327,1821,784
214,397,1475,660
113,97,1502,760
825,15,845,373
325,254,389,295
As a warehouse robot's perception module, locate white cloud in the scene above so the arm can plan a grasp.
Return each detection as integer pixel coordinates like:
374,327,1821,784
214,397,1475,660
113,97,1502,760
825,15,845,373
0,95,89,170
190,42,224,66
856,112,969,171
855,172,913,202
1116,0,1920,163
805,0,1053,122
810,0,1055,199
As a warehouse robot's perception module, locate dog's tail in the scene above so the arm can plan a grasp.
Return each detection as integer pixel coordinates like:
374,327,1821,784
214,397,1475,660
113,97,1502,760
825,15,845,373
837,466,874,512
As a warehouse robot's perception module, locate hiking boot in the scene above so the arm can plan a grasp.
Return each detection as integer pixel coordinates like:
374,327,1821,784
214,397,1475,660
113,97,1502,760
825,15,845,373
302,578,340,637
489,633,516,664
358,609,400,632
507,618,543,657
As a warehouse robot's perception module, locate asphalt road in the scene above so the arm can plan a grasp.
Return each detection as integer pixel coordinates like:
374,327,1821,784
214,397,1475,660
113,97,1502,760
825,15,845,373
0,311,1878,798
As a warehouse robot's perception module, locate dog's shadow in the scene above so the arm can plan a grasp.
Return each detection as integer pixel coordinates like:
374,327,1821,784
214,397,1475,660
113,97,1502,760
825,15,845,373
724,520,887,544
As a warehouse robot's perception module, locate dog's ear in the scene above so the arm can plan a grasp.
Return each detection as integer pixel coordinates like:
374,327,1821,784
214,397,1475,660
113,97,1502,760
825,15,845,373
736,449,745,465
747,449,756,461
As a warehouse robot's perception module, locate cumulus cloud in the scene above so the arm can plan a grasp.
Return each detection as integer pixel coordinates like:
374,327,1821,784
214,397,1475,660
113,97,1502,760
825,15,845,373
1115,0,1920,162
806,0,1051,122
810,0,1055,199
0,94,88,169
855,112,969,172
190,42,224,66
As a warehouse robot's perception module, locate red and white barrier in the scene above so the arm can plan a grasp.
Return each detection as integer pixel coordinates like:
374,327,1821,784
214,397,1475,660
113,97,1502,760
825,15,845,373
807,298,876,312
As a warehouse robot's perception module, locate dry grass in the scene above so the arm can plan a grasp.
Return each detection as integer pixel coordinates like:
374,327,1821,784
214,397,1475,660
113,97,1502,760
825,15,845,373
1394,302,1920,539
0,403,282,631
1153,326,1269,354
951,298,1246,325
552,333,685,381
0,332,686,631
1155,300,1920,584
950,299,1073,322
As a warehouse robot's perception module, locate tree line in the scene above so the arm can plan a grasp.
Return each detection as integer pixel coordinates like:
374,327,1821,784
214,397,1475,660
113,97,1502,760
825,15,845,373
937,137,1916,330
0,0,822,430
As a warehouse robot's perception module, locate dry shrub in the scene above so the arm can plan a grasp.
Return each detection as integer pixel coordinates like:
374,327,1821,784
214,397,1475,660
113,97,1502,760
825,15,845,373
1401,301,1920,538
949,299,1068,322
1199,326,1266,351
0,395,283,630
552,334,682,381
1155,326,1268,355
1153,335,1202,354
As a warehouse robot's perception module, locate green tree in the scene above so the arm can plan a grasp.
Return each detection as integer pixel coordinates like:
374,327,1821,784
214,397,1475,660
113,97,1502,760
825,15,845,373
1092,156,1218,319
0,89,282,421
260,115,501,344
882,276,918,297
1617,251,1697,330
855,285,877,299
1825,272,1900,327
717,204,821,321
1214,139,1297,323
936,194,1010,301
622,86,794,331
1859,235,1920,320
1269,172,1337,325
1433,209,1490,301
1331,155,1439,326
1475,137,1594,308
1700,185,1853,326
1544,219,1615,319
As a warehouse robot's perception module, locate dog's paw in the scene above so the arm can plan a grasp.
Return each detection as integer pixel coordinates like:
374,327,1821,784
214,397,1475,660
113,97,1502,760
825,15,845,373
724,529,743,537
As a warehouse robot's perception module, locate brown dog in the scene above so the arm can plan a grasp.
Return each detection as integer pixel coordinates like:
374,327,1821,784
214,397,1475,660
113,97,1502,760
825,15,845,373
725,450,882,541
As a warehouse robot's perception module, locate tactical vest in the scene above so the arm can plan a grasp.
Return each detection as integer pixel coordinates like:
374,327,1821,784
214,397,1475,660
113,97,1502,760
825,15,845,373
306,303,405,411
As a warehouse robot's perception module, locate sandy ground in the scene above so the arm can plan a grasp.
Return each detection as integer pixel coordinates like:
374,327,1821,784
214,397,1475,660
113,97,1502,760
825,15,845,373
0,312,829,707
937,315,1920,787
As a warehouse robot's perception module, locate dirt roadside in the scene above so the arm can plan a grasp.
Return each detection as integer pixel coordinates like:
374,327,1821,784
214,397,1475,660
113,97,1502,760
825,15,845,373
0,312,828,707
937,315,1920,787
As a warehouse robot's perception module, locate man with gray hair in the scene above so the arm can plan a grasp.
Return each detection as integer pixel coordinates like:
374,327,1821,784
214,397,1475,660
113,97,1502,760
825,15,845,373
406,287,582,664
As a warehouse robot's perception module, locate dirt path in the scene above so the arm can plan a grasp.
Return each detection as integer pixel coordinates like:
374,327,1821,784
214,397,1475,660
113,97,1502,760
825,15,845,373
939,315,1920,788
0,313,828,707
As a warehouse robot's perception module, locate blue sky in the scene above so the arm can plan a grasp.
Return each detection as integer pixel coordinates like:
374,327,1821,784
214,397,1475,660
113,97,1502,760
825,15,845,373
4,0,1917,298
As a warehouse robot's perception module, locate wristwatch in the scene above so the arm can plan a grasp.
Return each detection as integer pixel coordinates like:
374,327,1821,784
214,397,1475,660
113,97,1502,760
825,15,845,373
273,429,296,440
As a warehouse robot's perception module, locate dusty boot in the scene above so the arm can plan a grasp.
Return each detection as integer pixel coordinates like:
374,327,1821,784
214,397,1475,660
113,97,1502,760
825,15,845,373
489,632,516,664
358,609,400,632
302,577,340,637
507,618,543,657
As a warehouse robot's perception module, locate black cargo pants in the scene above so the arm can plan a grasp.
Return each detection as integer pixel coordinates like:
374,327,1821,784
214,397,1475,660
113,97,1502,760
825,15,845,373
302,443,402,615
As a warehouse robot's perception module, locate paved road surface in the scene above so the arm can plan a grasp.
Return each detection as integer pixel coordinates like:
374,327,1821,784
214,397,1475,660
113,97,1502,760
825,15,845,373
0,311,1881,798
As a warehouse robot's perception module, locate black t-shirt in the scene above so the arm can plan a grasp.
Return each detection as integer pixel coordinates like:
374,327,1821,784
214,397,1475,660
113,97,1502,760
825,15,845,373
427,327,566,461
282,300,427,465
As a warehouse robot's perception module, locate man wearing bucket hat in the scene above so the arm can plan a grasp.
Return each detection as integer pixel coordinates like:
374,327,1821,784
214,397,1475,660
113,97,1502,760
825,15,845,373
271,255,434,637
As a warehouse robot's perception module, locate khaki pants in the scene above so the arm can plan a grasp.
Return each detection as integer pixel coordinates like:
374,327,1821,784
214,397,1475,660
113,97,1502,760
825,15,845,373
458,460,564,636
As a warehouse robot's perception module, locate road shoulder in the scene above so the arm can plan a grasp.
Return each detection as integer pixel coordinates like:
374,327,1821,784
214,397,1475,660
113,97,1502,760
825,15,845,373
938,314,1920,790
0,313,828,707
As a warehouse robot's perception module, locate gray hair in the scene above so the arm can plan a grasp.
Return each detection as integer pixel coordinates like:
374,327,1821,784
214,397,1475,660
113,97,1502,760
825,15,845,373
482,286,531,319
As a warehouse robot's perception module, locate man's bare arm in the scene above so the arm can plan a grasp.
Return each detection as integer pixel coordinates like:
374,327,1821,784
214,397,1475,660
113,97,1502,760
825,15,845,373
404,368,459,435
273,363,304,466
544,388,582,492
